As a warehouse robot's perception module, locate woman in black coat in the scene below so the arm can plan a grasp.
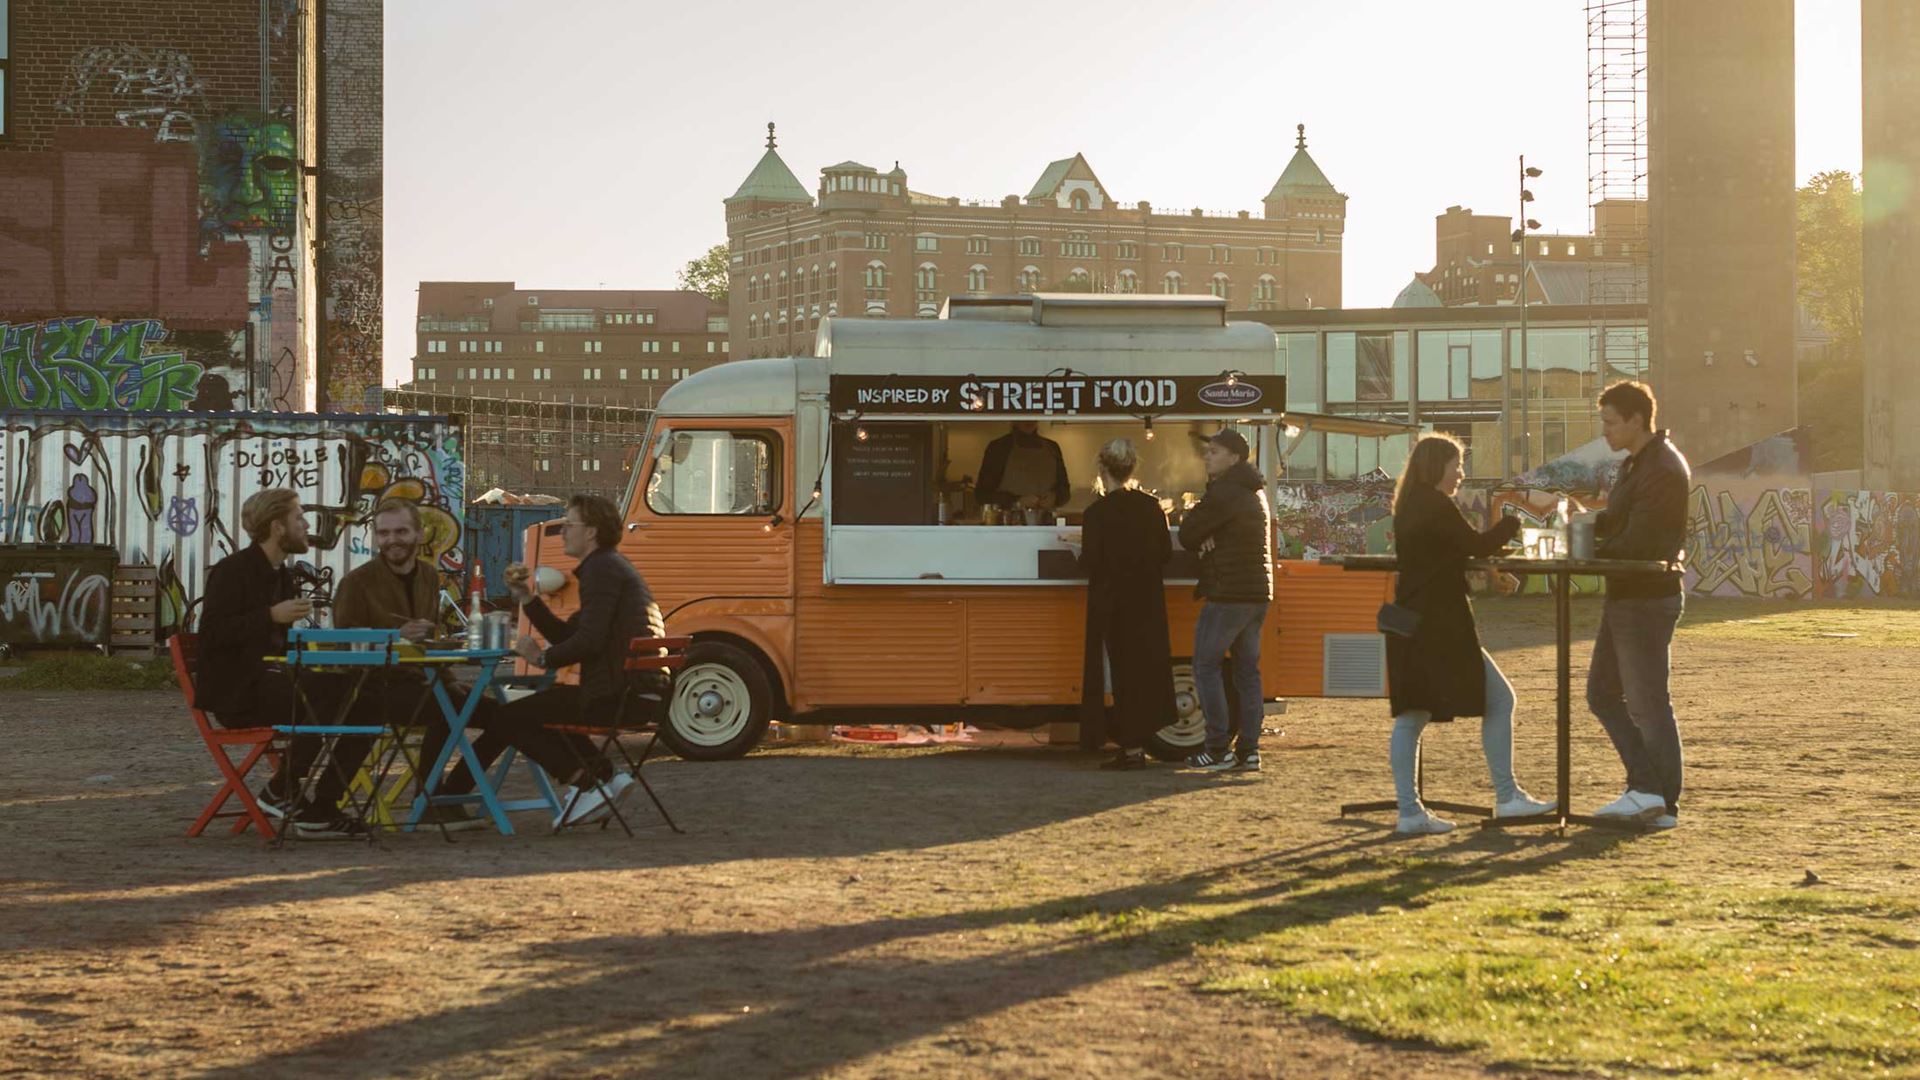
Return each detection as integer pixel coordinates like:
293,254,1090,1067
1386,435,1553,833
1073,438,1179,770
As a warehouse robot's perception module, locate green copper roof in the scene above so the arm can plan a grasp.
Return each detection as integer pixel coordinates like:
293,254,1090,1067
1026,156,1077,201
1266,125,1339,200
728,148,813,205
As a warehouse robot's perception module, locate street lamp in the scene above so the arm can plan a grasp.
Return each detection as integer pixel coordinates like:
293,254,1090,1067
1514,157,1544,473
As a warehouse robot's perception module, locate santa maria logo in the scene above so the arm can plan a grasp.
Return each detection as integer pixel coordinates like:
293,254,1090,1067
1196,381,1262,408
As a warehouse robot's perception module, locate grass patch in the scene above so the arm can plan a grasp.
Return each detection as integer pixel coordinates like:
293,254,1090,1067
1679,602,1920,648
1208,878,1920,1078
0,654,178,692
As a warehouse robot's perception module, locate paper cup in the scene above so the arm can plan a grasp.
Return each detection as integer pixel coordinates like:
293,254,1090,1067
533,566,565,595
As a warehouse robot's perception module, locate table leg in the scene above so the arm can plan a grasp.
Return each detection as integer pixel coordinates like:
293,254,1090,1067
1558,566,1571,829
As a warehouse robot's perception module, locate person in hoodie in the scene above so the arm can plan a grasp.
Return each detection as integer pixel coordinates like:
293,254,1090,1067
1175,429,1273,773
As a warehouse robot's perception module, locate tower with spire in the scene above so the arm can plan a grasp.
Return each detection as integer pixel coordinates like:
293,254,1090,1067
724,123,815,224
1259,124,1347,308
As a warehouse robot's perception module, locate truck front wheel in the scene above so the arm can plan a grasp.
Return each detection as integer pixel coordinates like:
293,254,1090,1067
660,641,774,760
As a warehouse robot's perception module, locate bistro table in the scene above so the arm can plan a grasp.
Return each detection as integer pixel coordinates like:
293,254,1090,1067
1318,553,1681,832
398,647,562,837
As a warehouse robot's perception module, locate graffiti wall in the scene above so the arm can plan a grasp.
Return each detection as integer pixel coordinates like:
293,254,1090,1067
0,545,117,648
1274,476,1396,559
1815,491,1920,600
320,0,386,412
1683,428,1814,599
0,411,464,638
0,0,382,412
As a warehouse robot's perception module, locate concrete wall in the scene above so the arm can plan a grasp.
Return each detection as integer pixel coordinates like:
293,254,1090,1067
319,0,383,411
1862,0,1920,492
1647,0,1798,466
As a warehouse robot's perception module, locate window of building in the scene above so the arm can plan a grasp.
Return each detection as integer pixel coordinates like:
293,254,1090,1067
1017,237,1041,257
966,236,990,255
865,232,887,250
1117,270,1138,294
916,234,938,252
1018,266,1042,292
584,340,602,353
646,340,662,353
672,340,681,353
483,298,493,308
1070,190,1089,211
1539,240,1551,256
864,261,888,293
585,367,602,380
1061,231,1095,258
645,430,781,516
1164,243,1184,262
1209,273,1230,300
1162,272,1182,294
967,265,989,293
1315,228,1326,244
706,341,716,353
1118,241,1138,260
778,270,788,298
1210,245,1230,264
914,263,939,305
1255,275,1276,303
539,459,552,472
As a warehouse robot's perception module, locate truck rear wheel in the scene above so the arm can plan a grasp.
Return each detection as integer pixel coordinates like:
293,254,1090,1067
1146,660,1210,761
660,641,774,760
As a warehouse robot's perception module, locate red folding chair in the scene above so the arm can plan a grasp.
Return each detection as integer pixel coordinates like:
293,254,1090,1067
172,633,281,838
546,635,690,837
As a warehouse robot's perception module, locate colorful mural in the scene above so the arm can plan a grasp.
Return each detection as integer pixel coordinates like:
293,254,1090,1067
1274,476,1396,559
0,319,218,411
1815,491,1920,600
0,412,465,637
1685,429,1815,599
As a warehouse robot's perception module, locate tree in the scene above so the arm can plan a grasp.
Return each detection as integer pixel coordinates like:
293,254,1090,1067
1796,171,1864,471
678,243,730,304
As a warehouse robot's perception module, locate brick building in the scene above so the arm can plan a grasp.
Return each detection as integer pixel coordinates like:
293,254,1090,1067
405,281,728,485
726,123,1346,359
1400,199,1648,308
0,0,383,412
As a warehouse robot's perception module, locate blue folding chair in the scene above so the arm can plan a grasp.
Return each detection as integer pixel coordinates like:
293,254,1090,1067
273,628,406,844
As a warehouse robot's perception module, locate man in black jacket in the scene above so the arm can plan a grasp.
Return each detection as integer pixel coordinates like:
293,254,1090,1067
1176,429,1273,773
196,487,374,836
1586,381,1691,828
497,493,667,826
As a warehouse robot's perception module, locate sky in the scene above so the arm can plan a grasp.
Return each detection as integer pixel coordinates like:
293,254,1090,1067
383,0,1864,387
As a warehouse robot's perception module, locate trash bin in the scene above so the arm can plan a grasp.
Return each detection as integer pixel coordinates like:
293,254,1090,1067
0,544,120,650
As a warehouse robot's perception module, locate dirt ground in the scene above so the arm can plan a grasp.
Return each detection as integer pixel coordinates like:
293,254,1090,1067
2,597,1916,1079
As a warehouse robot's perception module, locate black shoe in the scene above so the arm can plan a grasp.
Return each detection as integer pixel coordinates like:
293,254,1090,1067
254,787,291,820
1099,750,1148,771
292,810,368,840
1232,751,1262,772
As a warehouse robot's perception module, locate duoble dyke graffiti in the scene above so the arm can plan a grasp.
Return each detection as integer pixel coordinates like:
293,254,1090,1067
1,319,211,412
0,413,466,638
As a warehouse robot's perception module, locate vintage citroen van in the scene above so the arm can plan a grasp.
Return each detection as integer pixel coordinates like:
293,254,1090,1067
525,295,1399,759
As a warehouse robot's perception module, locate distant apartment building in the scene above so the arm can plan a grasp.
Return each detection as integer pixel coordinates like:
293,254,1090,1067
1397,200,1648,308
725,124,1348,358
404,282,728,489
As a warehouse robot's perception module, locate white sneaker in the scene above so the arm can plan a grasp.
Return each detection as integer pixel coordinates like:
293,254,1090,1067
561,773,635,827
1494,792,1557,819
1396,810,1456,836
550,785,578,829
1593,789,1666,821
1650,814,1678,830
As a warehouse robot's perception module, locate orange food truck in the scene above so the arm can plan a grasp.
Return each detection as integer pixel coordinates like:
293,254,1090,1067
525,294,1402,759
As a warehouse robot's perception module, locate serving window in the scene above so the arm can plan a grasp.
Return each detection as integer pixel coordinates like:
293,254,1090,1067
825,418,1266,584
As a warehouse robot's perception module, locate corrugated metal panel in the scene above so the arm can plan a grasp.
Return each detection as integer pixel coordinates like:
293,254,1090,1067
962,593,1083,703
1271,561,1394,697
795,598,964,706
467,505,564,598
0,410,464,637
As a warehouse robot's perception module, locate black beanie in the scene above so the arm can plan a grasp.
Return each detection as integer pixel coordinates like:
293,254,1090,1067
1210,429,1251,462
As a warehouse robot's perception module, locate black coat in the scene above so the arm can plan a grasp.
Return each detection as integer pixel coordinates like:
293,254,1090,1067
194,544,295,720
976,431,1072,508
1077,488,1179,749
1177,461,1273,603
1594,431,1691,598
524,547,666,708
1385,486,1521,721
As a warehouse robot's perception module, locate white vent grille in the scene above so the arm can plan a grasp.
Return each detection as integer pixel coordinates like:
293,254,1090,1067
1322,633,1387,697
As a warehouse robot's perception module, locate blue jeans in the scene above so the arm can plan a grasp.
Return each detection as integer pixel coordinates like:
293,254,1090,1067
1194,601,1268,754
1391,650,1522,816
1587,593,1685,815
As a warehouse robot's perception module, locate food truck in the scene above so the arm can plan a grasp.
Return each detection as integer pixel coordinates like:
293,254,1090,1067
525,294,1403,759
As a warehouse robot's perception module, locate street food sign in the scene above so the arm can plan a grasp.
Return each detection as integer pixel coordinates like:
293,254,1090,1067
830,374,1286,416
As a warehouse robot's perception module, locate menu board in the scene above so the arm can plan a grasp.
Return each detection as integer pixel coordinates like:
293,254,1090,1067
832,422,934,525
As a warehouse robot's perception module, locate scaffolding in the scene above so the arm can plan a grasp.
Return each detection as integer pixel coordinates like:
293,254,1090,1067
1587,0,1650,383
378,387,652,500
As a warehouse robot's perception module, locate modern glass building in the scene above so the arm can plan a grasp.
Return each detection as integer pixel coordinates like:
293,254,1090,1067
1243,304,1650,481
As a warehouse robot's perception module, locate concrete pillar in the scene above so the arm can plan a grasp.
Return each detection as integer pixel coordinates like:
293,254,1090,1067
1863,1,1920,492
1647,0,1798,465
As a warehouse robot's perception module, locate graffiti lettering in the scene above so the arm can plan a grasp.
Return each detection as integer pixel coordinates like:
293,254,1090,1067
0,570,112,645
56,45,204,144
1816,490,1920,600
0,319,206,411
1686,486,1813,599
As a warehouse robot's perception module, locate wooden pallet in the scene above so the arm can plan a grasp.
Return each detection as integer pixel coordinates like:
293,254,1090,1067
111,564,159,658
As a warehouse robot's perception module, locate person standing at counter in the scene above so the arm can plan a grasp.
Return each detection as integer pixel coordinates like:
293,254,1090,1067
1586,380,1691,830
1072,438,1179,770
1176,429,1272,773
1385,435,1553,835
976,421,1071,511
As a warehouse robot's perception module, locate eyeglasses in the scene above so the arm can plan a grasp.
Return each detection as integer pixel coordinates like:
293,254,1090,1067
561,520,589,530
